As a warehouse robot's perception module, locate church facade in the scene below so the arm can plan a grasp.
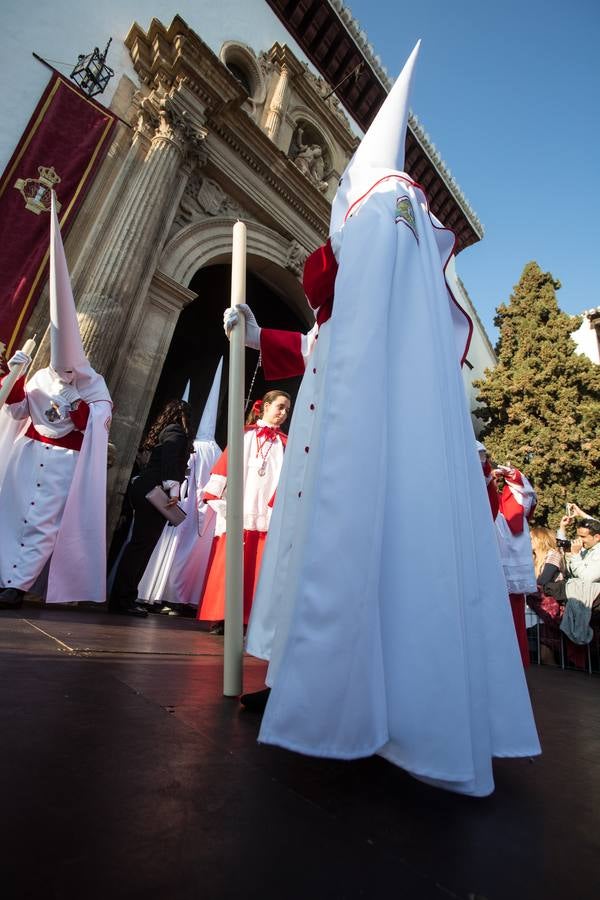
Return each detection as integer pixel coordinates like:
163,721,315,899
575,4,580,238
1,2,496,535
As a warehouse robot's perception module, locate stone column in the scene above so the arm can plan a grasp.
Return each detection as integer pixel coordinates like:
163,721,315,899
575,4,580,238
264,64,290,142
76,96,207,382
31,92,206,382
106,270,197,536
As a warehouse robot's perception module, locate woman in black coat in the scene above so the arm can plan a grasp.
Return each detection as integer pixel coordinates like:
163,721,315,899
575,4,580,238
110,400,192,617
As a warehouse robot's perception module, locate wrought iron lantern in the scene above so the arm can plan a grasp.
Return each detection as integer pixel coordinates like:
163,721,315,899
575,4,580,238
70,38,114,97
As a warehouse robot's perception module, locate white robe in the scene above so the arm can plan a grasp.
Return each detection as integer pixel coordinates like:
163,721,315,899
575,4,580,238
495,471,538,595
0,367,111,602
246,171,540,797
138,438,221,606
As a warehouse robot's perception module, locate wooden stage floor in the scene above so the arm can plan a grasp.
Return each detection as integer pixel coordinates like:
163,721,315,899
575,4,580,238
1,606,598,899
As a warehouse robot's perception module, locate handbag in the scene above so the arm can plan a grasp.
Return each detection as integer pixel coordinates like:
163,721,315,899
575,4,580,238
145,485,186,527
526,590,563,626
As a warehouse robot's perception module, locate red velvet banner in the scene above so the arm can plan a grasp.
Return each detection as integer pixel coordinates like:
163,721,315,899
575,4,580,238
0,71,117,365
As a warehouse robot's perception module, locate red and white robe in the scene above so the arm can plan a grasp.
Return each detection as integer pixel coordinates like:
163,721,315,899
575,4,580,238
0,368,99,596
247,172,540,797
197,422,286,624
484,465,537,667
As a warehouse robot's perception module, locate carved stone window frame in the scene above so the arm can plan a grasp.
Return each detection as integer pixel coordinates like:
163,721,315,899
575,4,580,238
220,41,267,116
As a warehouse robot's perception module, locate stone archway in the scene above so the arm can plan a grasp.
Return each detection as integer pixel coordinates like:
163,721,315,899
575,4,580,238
106,217,312,537
159,216,312,327
152,217,312,448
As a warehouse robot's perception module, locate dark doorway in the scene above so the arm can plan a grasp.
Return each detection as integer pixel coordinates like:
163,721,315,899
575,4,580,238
146,264,308,449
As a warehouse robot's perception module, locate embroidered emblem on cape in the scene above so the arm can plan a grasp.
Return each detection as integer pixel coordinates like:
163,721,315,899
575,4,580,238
44,402,62,423
14,166,62,216
395,195,418,242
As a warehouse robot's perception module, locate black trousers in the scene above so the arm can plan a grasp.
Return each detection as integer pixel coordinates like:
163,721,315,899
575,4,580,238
109,478,167,609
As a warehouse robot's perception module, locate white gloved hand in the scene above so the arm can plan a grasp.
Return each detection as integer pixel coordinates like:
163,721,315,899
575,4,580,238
7,350,31,372
223,304,261,351
58,384,80,407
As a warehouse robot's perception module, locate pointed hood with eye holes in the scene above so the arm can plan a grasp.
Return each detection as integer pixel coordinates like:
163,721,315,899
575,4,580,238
196,357,222,441
330,40,420,236
49,191,110,403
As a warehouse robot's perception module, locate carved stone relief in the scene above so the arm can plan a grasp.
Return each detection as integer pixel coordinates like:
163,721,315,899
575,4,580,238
286,239,309,277
289,124,329,193
173,175,249,230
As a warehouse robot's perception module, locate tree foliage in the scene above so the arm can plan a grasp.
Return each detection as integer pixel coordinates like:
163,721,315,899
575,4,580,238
474,261,600,526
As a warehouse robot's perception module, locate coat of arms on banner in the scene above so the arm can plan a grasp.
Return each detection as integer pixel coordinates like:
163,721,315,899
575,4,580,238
14,165,62,215
395,195,418,242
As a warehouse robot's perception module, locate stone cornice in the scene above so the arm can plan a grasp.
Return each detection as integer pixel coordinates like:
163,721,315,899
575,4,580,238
126,18,331,240
266,42,307,79
328,1,482,239
264,0,483,251
204,113,330,240
125,16,245,118
149,269,198,312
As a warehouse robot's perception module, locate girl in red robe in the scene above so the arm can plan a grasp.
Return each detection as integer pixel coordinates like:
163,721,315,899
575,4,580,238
197,390,290,630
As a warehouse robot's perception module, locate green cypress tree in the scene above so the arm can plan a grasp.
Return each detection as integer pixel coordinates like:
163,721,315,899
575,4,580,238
474,261,600,526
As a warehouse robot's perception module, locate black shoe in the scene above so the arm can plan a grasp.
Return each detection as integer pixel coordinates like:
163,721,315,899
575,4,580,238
240,687,271,712
0,588,25,610
113,603,148,618
209,620,225,635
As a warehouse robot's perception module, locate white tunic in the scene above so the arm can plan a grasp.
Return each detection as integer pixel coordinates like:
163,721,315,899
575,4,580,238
0,367,111,602
495,471,538,595
0,372,81,590
247,172,540,797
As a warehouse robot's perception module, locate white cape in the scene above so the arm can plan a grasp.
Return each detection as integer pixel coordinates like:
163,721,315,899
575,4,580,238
247,172,540,797
0,379,111,604
138,438,220,606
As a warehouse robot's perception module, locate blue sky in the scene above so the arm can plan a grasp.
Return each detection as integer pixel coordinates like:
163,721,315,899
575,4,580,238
346,0,600,342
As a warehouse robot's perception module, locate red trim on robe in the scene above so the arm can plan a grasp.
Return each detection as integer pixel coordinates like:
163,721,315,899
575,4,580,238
260,329,305,380
303,239,338,311
344,172,474,366
69,400,90,431
202,427,287,502
509,593,530,668
0,374,26,403
198,424,286,623
25,422,84,451
499,470,525,535
202,446,228,501
197,530,267,624
260,238,339,381
482,460,499,519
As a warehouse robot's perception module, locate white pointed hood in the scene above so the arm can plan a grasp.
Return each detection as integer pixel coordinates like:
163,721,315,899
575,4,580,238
196,357,223,441
330,40,420,235
49,191,110,403
182,379,191,403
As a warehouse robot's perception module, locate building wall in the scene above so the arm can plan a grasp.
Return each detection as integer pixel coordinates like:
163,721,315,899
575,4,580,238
571,310,600,364
0,0,327,173
1,3,497,529
2,11,356,534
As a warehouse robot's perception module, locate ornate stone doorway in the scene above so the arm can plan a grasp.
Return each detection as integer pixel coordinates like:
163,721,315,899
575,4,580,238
148,263,308,448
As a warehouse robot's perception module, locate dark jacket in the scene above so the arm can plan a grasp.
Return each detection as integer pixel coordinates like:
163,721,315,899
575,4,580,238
132,424,189,501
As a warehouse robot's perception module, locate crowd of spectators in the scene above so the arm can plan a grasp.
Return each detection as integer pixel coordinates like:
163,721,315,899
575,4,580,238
526,505,600,670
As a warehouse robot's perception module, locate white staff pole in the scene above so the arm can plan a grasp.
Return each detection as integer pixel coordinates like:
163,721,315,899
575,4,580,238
223,221,246,697
0,336,37,410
